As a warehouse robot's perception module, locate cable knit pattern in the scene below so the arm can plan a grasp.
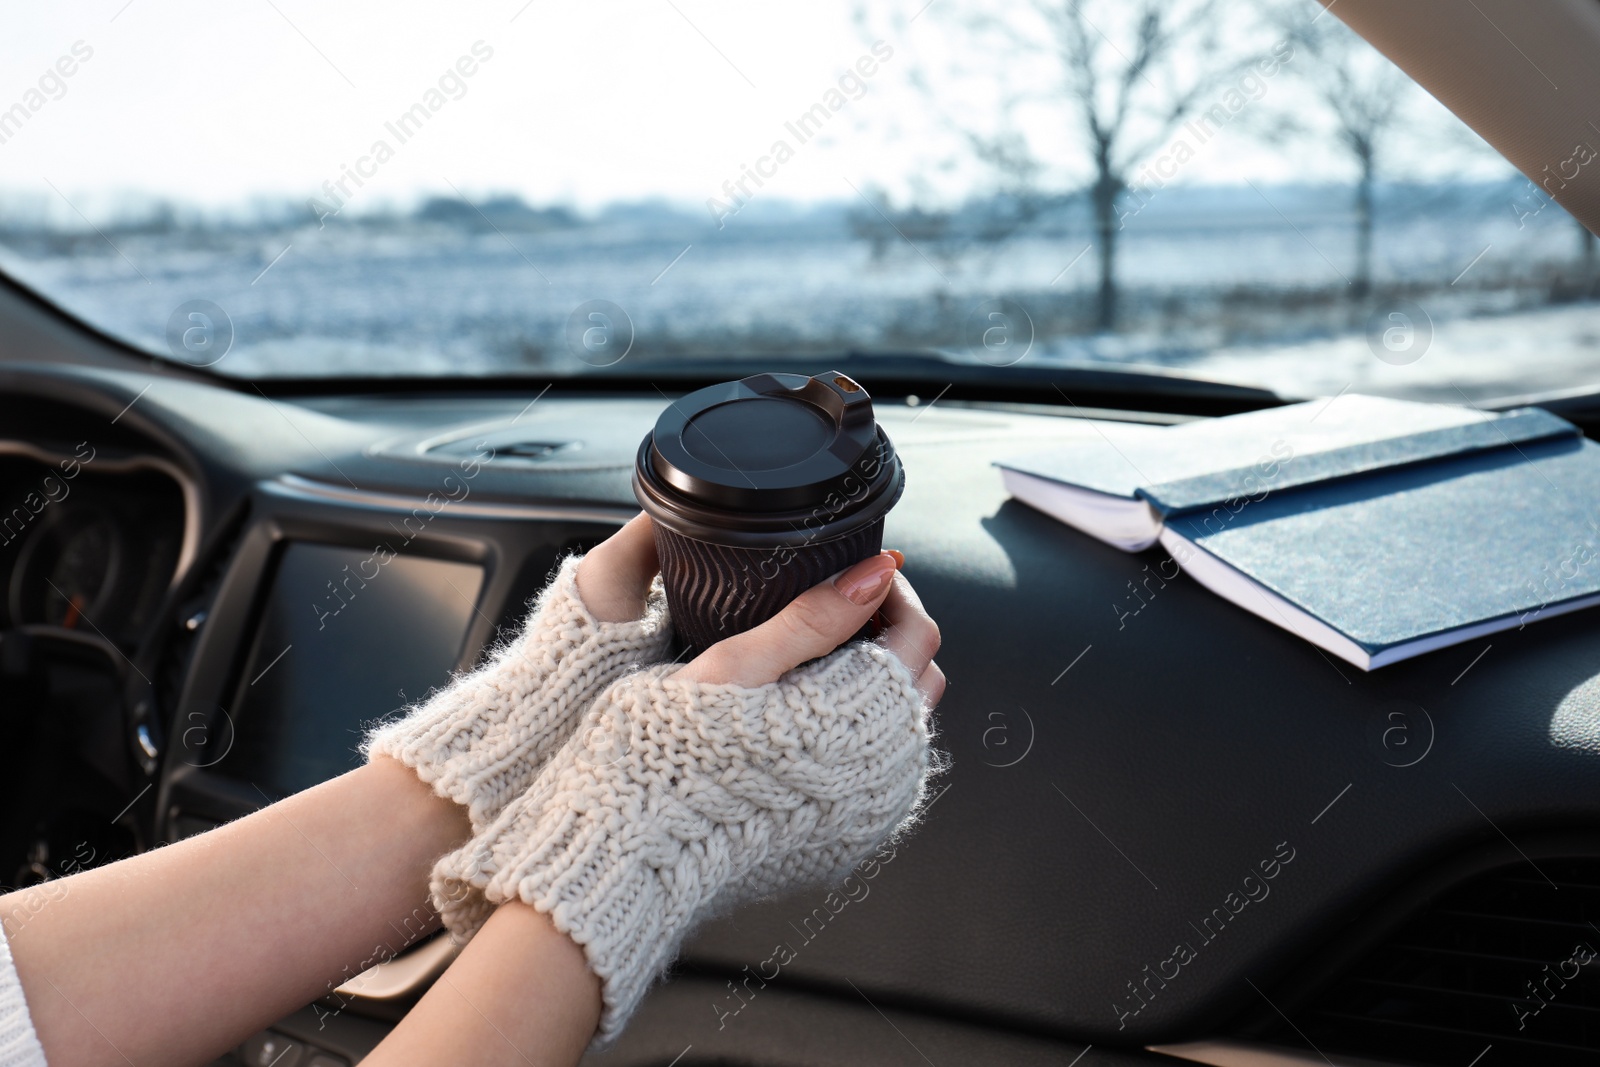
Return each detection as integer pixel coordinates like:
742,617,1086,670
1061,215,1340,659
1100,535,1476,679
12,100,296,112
430,639,940,1043
363,553,673,833
0,928,46,1067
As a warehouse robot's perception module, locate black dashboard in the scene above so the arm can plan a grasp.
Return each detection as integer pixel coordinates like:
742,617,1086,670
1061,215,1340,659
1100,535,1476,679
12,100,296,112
4,358,1600,1067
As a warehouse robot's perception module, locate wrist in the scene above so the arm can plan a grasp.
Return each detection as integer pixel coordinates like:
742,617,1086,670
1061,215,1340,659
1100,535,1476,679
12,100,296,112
362,553,671,833
365,899,601,1065
365,755,473,855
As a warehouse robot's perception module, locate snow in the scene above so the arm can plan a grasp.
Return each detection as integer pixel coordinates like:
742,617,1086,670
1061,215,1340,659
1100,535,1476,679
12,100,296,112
0,183,1594,404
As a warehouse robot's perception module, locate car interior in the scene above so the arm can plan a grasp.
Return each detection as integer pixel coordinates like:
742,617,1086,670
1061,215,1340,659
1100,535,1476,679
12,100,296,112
4,0,1600,1064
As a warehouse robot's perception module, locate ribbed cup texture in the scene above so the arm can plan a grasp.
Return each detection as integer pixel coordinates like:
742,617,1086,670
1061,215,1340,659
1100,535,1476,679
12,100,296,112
653,518,885,659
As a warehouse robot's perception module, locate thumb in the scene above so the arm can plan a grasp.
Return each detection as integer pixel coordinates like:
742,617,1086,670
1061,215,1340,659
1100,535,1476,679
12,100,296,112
675,551,901,688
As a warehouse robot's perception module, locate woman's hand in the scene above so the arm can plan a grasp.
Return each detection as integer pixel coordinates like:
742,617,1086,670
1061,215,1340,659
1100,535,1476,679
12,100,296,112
580,512,945,704
574,511,662,624
420,513,946,1051
431,541,944,1045
366,511,673,835
674,547,945,704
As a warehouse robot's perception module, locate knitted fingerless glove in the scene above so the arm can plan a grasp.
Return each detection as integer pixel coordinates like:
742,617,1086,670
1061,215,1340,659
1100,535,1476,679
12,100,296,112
363,553,673,832
430,639,938,1043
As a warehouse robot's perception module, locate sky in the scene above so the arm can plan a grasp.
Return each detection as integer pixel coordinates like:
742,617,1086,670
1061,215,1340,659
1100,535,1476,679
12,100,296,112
0,0,1509,223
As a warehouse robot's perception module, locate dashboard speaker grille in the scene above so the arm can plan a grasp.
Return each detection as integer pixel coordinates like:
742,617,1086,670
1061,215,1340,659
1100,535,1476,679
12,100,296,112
1258,857,1600,1065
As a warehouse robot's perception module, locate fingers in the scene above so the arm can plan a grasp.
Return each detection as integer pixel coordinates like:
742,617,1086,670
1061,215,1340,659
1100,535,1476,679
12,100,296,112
675,550,901,688
574,512,661,623
877,573,939,675
919,661,947,707
877,572,945,708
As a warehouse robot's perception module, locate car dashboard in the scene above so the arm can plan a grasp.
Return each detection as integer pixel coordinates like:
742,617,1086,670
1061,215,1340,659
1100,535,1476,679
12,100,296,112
4,361,1600,1067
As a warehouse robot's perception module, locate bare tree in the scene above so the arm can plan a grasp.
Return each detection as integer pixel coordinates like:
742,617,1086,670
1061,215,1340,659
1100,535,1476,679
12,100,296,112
1270,6,1413,299
879,0,1266,331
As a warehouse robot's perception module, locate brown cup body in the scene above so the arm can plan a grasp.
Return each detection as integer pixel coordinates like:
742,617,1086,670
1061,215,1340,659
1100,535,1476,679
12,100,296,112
633,371,903,660
653,517,884,660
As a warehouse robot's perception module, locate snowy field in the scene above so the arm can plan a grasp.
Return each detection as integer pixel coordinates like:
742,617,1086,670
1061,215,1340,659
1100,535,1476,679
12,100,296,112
1,184,1596,403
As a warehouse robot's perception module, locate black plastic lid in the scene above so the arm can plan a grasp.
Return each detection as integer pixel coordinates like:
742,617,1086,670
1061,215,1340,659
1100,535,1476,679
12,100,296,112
634,371,904,545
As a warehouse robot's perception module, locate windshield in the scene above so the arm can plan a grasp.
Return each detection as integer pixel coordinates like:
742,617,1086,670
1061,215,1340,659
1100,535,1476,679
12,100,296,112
1,1,1593,402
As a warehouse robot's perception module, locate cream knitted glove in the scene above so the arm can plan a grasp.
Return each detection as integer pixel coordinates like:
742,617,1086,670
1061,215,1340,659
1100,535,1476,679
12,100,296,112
430,638,938,1042
363,553,673,832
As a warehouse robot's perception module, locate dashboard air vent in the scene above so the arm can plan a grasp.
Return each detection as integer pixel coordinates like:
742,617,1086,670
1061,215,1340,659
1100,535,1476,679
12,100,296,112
428,435,582,462
1257,857,1600,1065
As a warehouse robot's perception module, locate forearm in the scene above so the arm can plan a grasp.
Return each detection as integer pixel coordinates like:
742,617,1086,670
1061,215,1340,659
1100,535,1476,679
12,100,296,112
0,525,936,1066
1,756,470,1066
365,901,600,1067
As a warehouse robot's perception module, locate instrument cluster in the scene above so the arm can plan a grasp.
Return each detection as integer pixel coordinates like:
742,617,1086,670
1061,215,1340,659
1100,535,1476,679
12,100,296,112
0,444,189,647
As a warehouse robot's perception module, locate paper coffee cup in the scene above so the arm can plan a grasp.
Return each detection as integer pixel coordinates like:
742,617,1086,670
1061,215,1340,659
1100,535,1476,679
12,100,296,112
633,370,906,659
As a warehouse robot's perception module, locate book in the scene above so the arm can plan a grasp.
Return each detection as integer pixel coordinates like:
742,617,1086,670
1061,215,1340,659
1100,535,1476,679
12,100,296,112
996,395,1600,670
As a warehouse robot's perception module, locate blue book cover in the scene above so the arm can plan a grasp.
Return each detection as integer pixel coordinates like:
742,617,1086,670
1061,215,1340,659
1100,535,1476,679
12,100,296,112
997,394,1599,669
1159,432,1600,670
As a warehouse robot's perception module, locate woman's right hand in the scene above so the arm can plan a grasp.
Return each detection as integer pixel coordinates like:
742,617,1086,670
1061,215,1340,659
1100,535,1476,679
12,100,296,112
670,549,945,705
431,548,945,1043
